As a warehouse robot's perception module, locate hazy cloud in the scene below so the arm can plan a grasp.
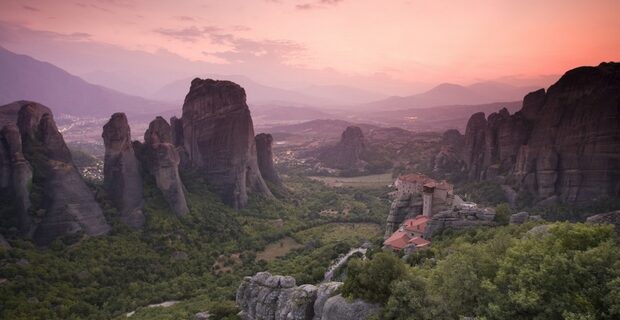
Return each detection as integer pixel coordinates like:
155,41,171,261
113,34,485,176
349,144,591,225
175,16,195,21
154,26,221,42
153,25,303,65
22,5,40,12
296,0,344,10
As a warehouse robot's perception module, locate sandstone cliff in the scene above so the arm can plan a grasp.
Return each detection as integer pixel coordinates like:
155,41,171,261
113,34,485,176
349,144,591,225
140,116,189,216
102,113,145,228
459,63,620,204
236,272,377,320
423,207,496,239
0,101,110,245
255,133,282,186
176,78,272,209
318,126,367,170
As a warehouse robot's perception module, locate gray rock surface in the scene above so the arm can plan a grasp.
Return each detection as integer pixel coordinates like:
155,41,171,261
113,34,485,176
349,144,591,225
102,113,145,228
384,193,422,238
318,126,367,170
140,117,189,216
509,211,529,225
312,282,342,320
321,294,378,320
432,129,466,177
255,133,281,186
178,79,272,209
586,210,620,233
458,63,620,204
0,101,110,245
236,272,374,320
0,123,33,232
424,207,496,238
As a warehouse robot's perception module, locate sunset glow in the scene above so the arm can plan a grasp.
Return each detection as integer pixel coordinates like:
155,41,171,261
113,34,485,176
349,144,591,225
1,0,619,94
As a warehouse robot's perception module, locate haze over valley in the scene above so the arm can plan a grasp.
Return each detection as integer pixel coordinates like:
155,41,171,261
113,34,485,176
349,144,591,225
0,1,619,320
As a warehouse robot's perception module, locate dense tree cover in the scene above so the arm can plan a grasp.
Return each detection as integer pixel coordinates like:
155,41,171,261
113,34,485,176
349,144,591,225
341,252,407,304
343,223,620,320
0,173,389,319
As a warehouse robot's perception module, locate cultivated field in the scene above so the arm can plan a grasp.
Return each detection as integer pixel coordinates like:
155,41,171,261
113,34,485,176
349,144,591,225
309,173,393,188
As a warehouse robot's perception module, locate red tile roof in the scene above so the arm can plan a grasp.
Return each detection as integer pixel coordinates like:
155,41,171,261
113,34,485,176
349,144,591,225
383,230,410,250
401,216,429,233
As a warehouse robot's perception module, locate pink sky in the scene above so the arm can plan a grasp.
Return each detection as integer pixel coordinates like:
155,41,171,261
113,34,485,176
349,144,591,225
0,0,618,95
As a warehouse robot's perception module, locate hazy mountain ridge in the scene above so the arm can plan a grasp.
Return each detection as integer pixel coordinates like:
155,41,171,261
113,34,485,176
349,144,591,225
0,46,173,116
360,81,539,111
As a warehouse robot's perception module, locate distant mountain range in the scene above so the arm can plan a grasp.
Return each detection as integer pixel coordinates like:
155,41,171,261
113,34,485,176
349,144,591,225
0,46,172,116
151,74,331,106
359,81,539,111
0,45,545,127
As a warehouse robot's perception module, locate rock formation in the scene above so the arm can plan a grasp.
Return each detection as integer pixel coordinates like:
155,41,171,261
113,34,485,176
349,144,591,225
0,123,33,232
509,211,529,225
384,193,422,238
236,272,377,320
176,78,272,209
0,101,110,245
423,207,496,239
586,210,620,234
318,126,366,170
102,113,145,228
431,129,466,177
255,133,281,186
140,117,189,216
457,62,620,204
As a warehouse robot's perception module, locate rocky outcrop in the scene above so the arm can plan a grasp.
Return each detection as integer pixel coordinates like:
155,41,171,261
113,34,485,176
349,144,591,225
318,126,366,170
586,210,620,233
0,101,110,245
424,207,496,238
384,193,422,238
236,272,376,320
140,117,189,216
458,63,620,203
255,133,281,186
176,79,272,209
509,211,529,225
1,123,33,232
431,129,466,177
102,113,145,228
320,294,378,320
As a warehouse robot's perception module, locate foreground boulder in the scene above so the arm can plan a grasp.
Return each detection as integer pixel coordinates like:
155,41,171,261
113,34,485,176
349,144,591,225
139,117,189,216
586,210,620,233
102,113,145,228
0,101,110,245
236,272,377,320
255,133,282,186
176,79,272,209
457,62,620,204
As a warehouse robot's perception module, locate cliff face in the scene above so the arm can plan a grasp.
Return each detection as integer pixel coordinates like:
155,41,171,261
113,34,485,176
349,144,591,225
431,129,466,177
255,133,281,186
460,62,620,204
102,113,145,228
0,101,110,245
177,78,272,209
140,117,189,216
236,272,377,320
318,126,366,170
